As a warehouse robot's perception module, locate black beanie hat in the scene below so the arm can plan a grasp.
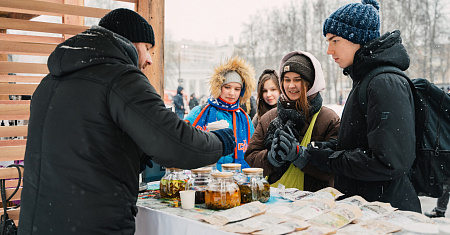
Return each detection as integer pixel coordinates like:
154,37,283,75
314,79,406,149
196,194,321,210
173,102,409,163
99,8,155,46
280,54,315,85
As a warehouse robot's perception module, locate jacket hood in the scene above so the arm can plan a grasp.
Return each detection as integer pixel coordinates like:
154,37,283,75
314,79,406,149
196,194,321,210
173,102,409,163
177,86,184,94
209,56,256,105
279,51,325,97
345,30,410,79
47,26,138,77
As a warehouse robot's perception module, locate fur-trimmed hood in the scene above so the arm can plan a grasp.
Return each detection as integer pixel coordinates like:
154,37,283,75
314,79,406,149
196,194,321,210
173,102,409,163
209,56,256,105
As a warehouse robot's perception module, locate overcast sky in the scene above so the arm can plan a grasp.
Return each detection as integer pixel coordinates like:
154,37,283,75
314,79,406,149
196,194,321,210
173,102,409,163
164,0,296,44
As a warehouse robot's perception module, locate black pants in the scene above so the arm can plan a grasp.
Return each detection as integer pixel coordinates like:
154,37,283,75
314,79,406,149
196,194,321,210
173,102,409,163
437,179,450,212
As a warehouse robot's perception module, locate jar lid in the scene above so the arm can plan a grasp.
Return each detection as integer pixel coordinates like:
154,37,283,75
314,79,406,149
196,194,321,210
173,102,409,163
191,167,212,173
211,172,233,178
242,168,263,174
221,163,241,170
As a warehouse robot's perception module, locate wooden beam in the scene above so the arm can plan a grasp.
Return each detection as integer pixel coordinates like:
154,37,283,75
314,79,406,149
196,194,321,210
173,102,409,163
140,0,164,96
0,84,38,95
63,0,85,40
115,0,137,3
0,75,44,83
0,165,24,179
0,61,48,74
0,17,88,35
0,146,25,162
0,33,63,44
0,103,30,120
0,0,109,18
0,40,55,56
0,139,27,147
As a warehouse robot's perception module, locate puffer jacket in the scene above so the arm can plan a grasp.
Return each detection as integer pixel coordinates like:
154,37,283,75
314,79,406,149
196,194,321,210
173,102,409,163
329,30,421,212
245,51,340,192
245,106,339,191
19,26,223,235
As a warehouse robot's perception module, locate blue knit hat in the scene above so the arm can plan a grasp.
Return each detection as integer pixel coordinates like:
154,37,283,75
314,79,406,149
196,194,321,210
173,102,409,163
323,0,380,45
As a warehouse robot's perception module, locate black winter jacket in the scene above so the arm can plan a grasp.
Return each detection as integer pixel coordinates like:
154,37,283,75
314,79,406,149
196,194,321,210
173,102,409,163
19,26,223,234
330,31,421,212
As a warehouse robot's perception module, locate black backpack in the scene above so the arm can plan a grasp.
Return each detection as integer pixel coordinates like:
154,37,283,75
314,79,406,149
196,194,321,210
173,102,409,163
359,66,450,198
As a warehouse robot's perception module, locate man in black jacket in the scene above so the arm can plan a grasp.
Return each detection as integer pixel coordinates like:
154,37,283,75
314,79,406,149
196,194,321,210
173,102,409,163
302,0,421,212
173,86,185,118
18,8,235,235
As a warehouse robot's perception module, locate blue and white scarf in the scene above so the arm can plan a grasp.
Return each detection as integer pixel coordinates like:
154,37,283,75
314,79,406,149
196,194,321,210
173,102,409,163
192,97,251,168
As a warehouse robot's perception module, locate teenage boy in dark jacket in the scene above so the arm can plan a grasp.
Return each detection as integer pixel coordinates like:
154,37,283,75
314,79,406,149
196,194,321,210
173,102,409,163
302,0,421,212
18,8,235,235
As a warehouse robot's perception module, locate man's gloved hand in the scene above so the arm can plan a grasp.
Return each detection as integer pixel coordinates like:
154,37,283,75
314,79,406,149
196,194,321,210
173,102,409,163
140,156,154,173
267,129,285,167
304,141,335,173
278,126,309,169
211,128,236,156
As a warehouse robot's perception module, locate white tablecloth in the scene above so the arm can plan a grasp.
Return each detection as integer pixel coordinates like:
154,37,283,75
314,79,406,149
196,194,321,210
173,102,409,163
135,205,234,235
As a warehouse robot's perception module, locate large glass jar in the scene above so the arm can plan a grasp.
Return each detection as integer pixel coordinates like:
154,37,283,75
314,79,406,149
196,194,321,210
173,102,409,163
159,168,189,199
187,167,212,204
221,163,244,183
205,172,241,210
238,168,270,203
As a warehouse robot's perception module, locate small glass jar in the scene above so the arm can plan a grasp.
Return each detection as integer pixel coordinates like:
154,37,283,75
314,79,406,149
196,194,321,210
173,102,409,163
205,172,241,210
238,168,270,203
221,163,244,183
187,167,212,204
205,163,220,173
159,168,189,199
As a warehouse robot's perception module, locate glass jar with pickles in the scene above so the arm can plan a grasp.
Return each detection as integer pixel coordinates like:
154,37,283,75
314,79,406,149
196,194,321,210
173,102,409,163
187,167,212,204
238,168,270,203
221,163,244,183
205,172,240,210
159,168,189,199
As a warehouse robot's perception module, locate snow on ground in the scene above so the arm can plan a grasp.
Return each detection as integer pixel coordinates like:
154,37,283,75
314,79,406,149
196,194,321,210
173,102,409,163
324,104,344,118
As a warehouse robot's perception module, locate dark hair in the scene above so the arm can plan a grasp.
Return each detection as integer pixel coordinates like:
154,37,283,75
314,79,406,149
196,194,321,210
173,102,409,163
256,70,281,118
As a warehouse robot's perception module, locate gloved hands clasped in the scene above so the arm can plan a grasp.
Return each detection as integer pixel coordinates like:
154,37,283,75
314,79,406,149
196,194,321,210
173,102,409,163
267,126,308,169
303,139,337,173
211,128,236,156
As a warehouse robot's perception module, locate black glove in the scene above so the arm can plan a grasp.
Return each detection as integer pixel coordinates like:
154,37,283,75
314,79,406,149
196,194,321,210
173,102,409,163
278,126,309,169
277,126,300,162
267,129,285,167
140,156,154,173
211,128,236,156
304,142,335,173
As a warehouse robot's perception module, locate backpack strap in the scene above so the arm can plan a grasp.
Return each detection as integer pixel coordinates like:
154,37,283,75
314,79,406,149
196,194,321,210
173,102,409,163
359,66,410,116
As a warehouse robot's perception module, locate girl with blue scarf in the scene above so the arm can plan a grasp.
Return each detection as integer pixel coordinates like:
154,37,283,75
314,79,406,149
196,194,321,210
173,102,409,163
185,57,255,171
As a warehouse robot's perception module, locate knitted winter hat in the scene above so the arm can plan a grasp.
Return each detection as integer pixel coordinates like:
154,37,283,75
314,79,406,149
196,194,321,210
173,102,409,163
280,54,315,85
223,71,243,86
99,8,155,46
323,0,380,45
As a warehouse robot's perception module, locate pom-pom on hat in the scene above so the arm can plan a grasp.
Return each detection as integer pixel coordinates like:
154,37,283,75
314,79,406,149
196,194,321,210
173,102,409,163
99,8,155,46
323,0,380,45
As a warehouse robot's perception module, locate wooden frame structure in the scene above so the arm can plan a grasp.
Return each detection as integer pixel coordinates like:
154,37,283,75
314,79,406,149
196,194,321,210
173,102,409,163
0,0,164,225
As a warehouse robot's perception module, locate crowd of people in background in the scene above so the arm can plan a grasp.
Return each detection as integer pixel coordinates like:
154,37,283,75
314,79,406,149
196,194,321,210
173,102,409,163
17,0,450,234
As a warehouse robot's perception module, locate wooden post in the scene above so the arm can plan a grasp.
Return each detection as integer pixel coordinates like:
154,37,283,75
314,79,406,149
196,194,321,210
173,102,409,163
63,0,85,40
136,0,164,97
0,28,8,100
